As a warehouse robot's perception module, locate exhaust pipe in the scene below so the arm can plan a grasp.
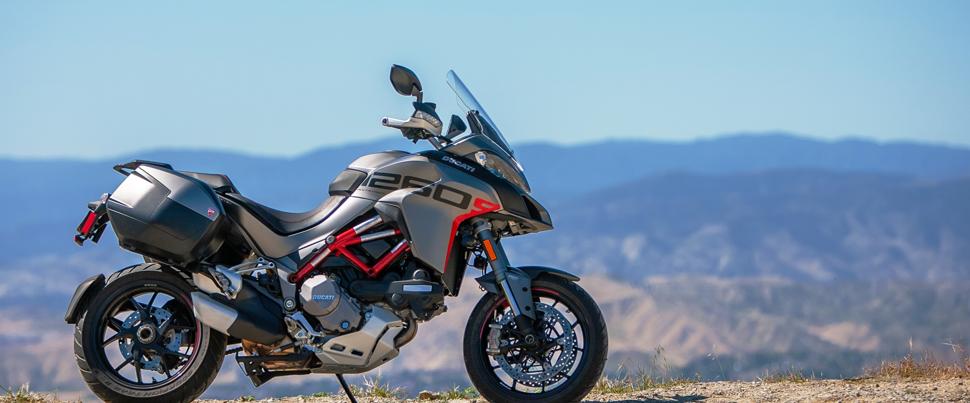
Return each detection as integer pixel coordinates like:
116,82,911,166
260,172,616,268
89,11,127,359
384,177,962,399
192,292,239,334
191,289,286,345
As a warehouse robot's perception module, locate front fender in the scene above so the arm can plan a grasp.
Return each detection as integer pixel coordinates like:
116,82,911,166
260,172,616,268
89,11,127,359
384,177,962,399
474,265,580,295
64,274,106,324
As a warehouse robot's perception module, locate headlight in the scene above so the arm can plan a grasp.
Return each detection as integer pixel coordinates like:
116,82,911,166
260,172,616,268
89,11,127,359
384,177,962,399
474,151,531,192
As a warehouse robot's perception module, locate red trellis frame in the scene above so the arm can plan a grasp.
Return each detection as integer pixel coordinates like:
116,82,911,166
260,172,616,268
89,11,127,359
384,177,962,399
289,216,409,283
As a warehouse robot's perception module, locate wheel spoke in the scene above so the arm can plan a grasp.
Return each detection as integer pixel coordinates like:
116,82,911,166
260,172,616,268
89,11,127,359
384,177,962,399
132,350,143,383
114,356,133,372
107,317,124,331
165,349,191,360
130,297,149,320
102,332,124,346
147,292,158,310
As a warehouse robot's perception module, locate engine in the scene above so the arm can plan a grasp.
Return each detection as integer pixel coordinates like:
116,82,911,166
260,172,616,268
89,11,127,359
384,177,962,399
299,274,362,333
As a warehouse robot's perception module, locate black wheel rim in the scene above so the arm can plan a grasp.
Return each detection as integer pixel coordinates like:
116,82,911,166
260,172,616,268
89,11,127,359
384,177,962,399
479,288,587,395
97,286,202,388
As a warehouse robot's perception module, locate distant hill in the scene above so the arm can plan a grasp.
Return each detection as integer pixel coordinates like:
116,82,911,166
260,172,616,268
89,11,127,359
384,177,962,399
1,133,969,399
508,170,970,282
516,133,970,198
2,133,969,256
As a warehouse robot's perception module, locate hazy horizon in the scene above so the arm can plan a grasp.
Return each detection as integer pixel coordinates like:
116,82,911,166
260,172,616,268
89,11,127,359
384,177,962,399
3,131,970,162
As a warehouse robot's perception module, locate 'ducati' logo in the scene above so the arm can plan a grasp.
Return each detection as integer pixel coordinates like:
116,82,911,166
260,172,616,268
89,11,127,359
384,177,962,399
442,155,476,172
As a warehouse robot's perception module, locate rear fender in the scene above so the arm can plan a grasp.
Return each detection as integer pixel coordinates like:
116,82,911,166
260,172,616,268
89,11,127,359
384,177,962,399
474,265,580,295
64,274,106,324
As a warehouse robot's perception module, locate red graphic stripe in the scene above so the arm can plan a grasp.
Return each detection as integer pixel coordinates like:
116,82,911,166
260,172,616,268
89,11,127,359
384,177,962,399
443,198,501,271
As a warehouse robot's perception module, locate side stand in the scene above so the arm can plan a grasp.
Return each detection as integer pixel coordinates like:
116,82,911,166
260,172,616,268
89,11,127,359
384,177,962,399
335,374,357,403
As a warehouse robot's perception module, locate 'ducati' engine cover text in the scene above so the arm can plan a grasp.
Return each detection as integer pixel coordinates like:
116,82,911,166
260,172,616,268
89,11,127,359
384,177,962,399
299,275,362,333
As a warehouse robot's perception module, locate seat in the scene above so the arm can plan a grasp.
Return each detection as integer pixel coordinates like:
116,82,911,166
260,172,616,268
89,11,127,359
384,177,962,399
181,171,239,194
182,169,355,236
223,193,345,235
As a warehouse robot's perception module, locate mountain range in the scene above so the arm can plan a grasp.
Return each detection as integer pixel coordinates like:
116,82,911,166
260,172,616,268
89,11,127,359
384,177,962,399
0,133,968,399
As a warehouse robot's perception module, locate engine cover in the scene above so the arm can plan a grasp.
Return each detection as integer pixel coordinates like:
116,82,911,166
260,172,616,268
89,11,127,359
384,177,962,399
299,275,362,333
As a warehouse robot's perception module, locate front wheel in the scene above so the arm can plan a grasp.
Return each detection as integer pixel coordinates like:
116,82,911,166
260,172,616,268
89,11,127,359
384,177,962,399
463,275,608,403
73,263,227,403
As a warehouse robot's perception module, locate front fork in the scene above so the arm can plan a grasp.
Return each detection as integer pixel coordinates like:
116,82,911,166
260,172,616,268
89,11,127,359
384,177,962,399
471,219,539,344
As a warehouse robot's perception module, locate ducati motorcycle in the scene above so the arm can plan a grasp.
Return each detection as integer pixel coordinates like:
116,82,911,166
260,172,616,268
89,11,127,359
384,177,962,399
65,65,607,403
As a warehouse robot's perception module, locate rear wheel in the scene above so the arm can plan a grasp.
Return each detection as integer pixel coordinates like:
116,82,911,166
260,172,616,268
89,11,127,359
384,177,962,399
74,263,226,403
463,276,608,403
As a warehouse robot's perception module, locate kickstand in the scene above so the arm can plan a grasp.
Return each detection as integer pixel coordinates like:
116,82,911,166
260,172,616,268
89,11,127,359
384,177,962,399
335,373,357,403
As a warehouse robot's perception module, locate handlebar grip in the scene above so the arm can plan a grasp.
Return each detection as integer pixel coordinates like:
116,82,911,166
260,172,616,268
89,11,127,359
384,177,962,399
381,117,409,128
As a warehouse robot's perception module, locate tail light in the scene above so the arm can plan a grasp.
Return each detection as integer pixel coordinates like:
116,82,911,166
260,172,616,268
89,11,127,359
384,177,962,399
74,193,111,246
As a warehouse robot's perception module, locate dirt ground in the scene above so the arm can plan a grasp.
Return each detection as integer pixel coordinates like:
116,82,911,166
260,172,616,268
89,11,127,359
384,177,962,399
6,378,967,402
586,378,969,402
189,377,970,403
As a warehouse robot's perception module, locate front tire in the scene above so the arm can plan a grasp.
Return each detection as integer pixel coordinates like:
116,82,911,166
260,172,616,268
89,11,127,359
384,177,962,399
463,275,608,403
74,263,227,403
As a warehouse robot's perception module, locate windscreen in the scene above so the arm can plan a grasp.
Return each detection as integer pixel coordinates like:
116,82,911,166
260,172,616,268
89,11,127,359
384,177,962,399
446,70,515,156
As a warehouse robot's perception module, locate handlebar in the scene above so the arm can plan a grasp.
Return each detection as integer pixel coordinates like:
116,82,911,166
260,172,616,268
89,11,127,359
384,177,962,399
381,116,410,129
381,116,445,150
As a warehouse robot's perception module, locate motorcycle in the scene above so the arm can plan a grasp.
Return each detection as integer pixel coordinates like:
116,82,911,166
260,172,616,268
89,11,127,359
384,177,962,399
65,65,608,403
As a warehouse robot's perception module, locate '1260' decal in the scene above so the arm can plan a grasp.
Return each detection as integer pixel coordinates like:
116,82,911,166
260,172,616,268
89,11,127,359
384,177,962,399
365,173,472,209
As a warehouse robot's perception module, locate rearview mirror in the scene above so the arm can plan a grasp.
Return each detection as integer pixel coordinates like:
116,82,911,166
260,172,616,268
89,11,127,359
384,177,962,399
446,114,467,139
390,64,423,102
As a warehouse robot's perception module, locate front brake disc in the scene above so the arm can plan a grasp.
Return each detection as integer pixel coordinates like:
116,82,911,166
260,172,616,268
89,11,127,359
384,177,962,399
493,302,578,386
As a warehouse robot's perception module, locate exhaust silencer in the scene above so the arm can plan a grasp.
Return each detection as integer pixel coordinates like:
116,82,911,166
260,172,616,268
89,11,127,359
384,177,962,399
191,286,286,345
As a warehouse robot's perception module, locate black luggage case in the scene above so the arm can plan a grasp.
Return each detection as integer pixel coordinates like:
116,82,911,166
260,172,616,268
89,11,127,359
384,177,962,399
105,162,226,265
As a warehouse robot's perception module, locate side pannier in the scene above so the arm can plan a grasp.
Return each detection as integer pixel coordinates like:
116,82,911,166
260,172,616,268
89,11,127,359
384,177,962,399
105,161,225,265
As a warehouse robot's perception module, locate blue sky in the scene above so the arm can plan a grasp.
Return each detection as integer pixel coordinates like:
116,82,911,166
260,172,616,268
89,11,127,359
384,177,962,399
1,1,968,158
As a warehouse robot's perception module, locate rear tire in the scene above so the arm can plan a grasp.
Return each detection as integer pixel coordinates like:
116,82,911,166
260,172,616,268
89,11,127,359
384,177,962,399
463,275,608,403
73,263,227,403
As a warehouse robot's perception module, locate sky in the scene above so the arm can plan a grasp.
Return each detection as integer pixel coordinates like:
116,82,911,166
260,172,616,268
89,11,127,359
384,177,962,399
1,0,969,159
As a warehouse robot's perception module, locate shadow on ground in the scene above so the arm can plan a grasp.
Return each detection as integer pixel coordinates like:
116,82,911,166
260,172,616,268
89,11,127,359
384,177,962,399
586,394,707,403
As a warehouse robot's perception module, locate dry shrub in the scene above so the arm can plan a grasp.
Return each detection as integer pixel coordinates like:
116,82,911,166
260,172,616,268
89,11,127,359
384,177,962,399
866,342,970,379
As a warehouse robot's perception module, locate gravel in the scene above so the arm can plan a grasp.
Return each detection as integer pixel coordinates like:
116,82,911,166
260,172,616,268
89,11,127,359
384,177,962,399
188,378,970,403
